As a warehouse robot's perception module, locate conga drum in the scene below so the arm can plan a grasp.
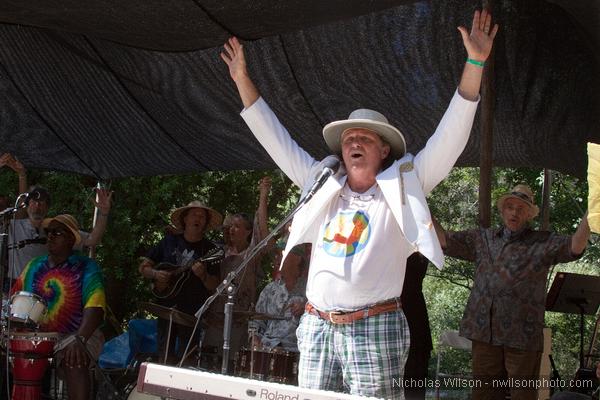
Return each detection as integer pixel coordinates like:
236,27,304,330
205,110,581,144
9,331,59,400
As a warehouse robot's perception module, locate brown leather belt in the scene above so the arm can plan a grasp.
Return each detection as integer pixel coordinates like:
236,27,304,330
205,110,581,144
305,298,402,324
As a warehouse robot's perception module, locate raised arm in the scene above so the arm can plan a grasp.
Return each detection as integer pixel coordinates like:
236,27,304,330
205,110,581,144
571,210,590,255
220,37,317,188
0,153,28,216
0,153,28,194
221,37,260,109
413,10,498,194
82,188,113,247
457,9,499,100
257,176,271,240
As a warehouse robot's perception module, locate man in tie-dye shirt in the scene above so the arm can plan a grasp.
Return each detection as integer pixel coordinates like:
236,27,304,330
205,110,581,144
11,214,105,400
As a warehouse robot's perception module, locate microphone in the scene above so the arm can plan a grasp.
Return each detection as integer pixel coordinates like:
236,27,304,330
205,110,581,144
21,190,41,206
8,237,47,250
304,156,341,200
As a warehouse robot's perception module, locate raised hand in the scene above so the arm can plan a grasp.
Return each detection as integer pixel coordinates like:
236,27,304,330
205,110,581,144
0,153,26,175
259,176,272,195
0,153,9,168
220,37,260,108
221,37,248,83
458,9,499,62
91,187,113,216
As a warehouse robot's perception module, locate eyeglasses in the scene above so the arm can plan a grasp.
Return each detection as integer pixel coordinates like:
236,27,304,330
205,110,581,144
339,193,375,204
44,228,67,237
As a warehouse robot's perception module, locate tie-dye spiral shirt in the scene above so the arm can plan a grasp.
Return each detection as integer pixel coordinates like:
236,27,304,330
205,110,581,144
11,253,106,334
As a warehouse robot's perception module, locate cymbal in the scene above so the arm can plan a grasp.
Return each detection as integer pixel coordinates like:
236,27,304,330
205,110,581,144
139,302,203,328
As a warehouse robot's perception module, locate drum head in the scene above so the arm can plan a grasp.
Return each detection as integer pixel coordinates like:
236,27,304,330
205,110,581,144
11,291,44,301
9,331,60,340
9,291,47,324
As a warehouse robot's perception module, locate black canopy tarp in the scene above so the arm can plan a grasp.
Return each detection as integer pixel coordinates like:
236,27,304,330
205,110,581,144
0,0,598,179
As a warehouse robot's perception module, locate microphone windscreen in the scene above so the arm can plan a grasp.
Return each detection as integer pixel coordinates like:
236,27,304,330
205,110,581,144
322,156,341,173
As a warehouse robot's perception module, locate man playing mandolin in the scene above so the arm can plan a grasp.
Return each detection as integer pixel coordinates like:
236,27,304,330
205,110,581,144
139,201,223,364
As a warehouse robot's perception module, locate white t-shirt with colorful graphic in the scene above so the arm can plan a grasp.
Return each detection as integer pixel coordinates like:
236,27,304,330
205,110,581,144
306,183,413,311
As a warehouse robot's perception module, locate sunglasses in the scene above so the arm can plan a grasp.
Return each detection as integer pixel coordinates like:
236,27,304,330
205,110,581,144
44,228,68,237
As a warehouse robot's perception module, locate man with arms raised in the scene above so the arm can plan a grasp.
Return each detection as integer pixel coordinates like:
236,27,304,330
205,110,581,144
220,10,497,398
435,185,590,400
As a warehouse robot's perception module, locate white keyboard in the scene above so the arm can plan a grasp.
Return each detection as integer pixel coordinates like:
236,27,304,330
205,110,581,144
137,362,378,399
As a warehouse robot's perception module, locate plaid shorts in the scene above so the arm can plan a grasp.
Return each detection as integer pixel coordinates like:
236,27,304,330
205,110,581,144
296,308,410,399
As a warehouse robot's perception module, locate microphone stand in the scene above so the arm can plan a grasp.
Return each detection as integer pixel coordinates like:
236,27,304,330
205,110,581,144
179,176,330,371
0,205,25,303
0,199,26,400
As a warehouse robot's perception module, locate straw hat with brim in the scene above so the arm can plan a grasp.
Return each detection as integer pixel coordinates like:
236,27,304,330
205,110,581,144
322,108,407,160
42,214,81,247
497,184,540,219
170,201,223,231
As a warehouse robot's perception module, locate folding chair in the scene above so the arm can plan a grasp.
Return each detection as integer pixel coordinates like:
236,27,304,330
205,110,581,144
435,329,472,399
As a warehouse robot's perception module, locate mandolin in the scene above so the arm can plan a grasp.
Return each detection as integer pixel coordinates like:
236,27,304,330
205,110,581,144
151,247,224,299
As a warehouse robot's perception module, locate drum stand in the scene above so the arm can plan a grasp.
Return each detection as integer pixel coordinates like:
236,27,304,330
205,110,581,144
163,313,175,365
247,326,257,379
0,204,22,400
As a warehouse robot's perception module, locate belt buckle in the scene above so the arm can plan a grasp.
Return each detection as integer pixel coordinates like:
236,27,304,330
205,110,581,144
328,311,343,324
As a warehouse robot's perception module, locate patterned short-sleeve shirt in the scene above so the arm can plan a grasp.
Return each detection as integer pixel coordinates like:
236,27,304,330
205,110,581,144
250,277,307,351
11,253,106,334
445,226,580,351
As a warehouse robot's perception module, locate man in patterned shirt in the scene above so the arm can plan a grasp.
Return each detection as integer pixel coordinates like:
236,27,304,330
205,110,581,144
249,244,308,352
435,184,590,400
11,214,106,400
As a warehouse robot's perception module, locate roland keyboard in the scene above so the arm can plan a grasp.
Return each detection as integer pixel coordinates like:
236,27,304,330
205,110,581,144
137,362,378,400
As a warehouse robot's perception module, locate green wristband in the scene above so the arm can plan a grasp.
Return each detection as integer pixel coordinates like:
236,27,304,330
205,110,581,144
467,58,485,67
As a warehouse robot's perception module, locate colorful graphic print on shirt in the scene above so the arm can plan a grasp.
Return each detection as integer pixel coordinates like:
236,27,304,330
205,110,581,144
322,210,371,257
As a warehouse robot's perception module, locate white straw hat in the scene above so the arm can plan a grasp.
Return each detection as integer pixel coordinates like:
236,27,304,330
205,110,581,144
322,108,406,159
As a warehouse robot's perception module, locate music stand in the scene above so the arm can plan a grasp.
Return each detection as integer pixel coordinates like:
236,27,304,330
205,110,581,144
546,272,600,369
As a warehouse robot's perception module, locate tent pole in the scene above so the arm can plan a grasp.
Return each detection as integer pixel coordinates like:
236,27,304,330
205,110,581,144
478,0,496,228
541,169,552,230
88,181,102,259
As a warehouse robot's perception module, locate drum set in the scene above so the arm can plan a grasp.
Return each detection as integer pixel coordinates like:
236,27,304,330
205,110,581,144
1,291,58,400
233,314,299,385
138,303,300,385
234,346,299,384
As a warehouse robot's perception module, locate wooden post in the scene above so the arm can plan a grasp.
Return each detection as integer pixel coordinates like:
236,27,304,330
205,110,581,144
88,181,105,259
541,169,552,230
478,0,496,228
